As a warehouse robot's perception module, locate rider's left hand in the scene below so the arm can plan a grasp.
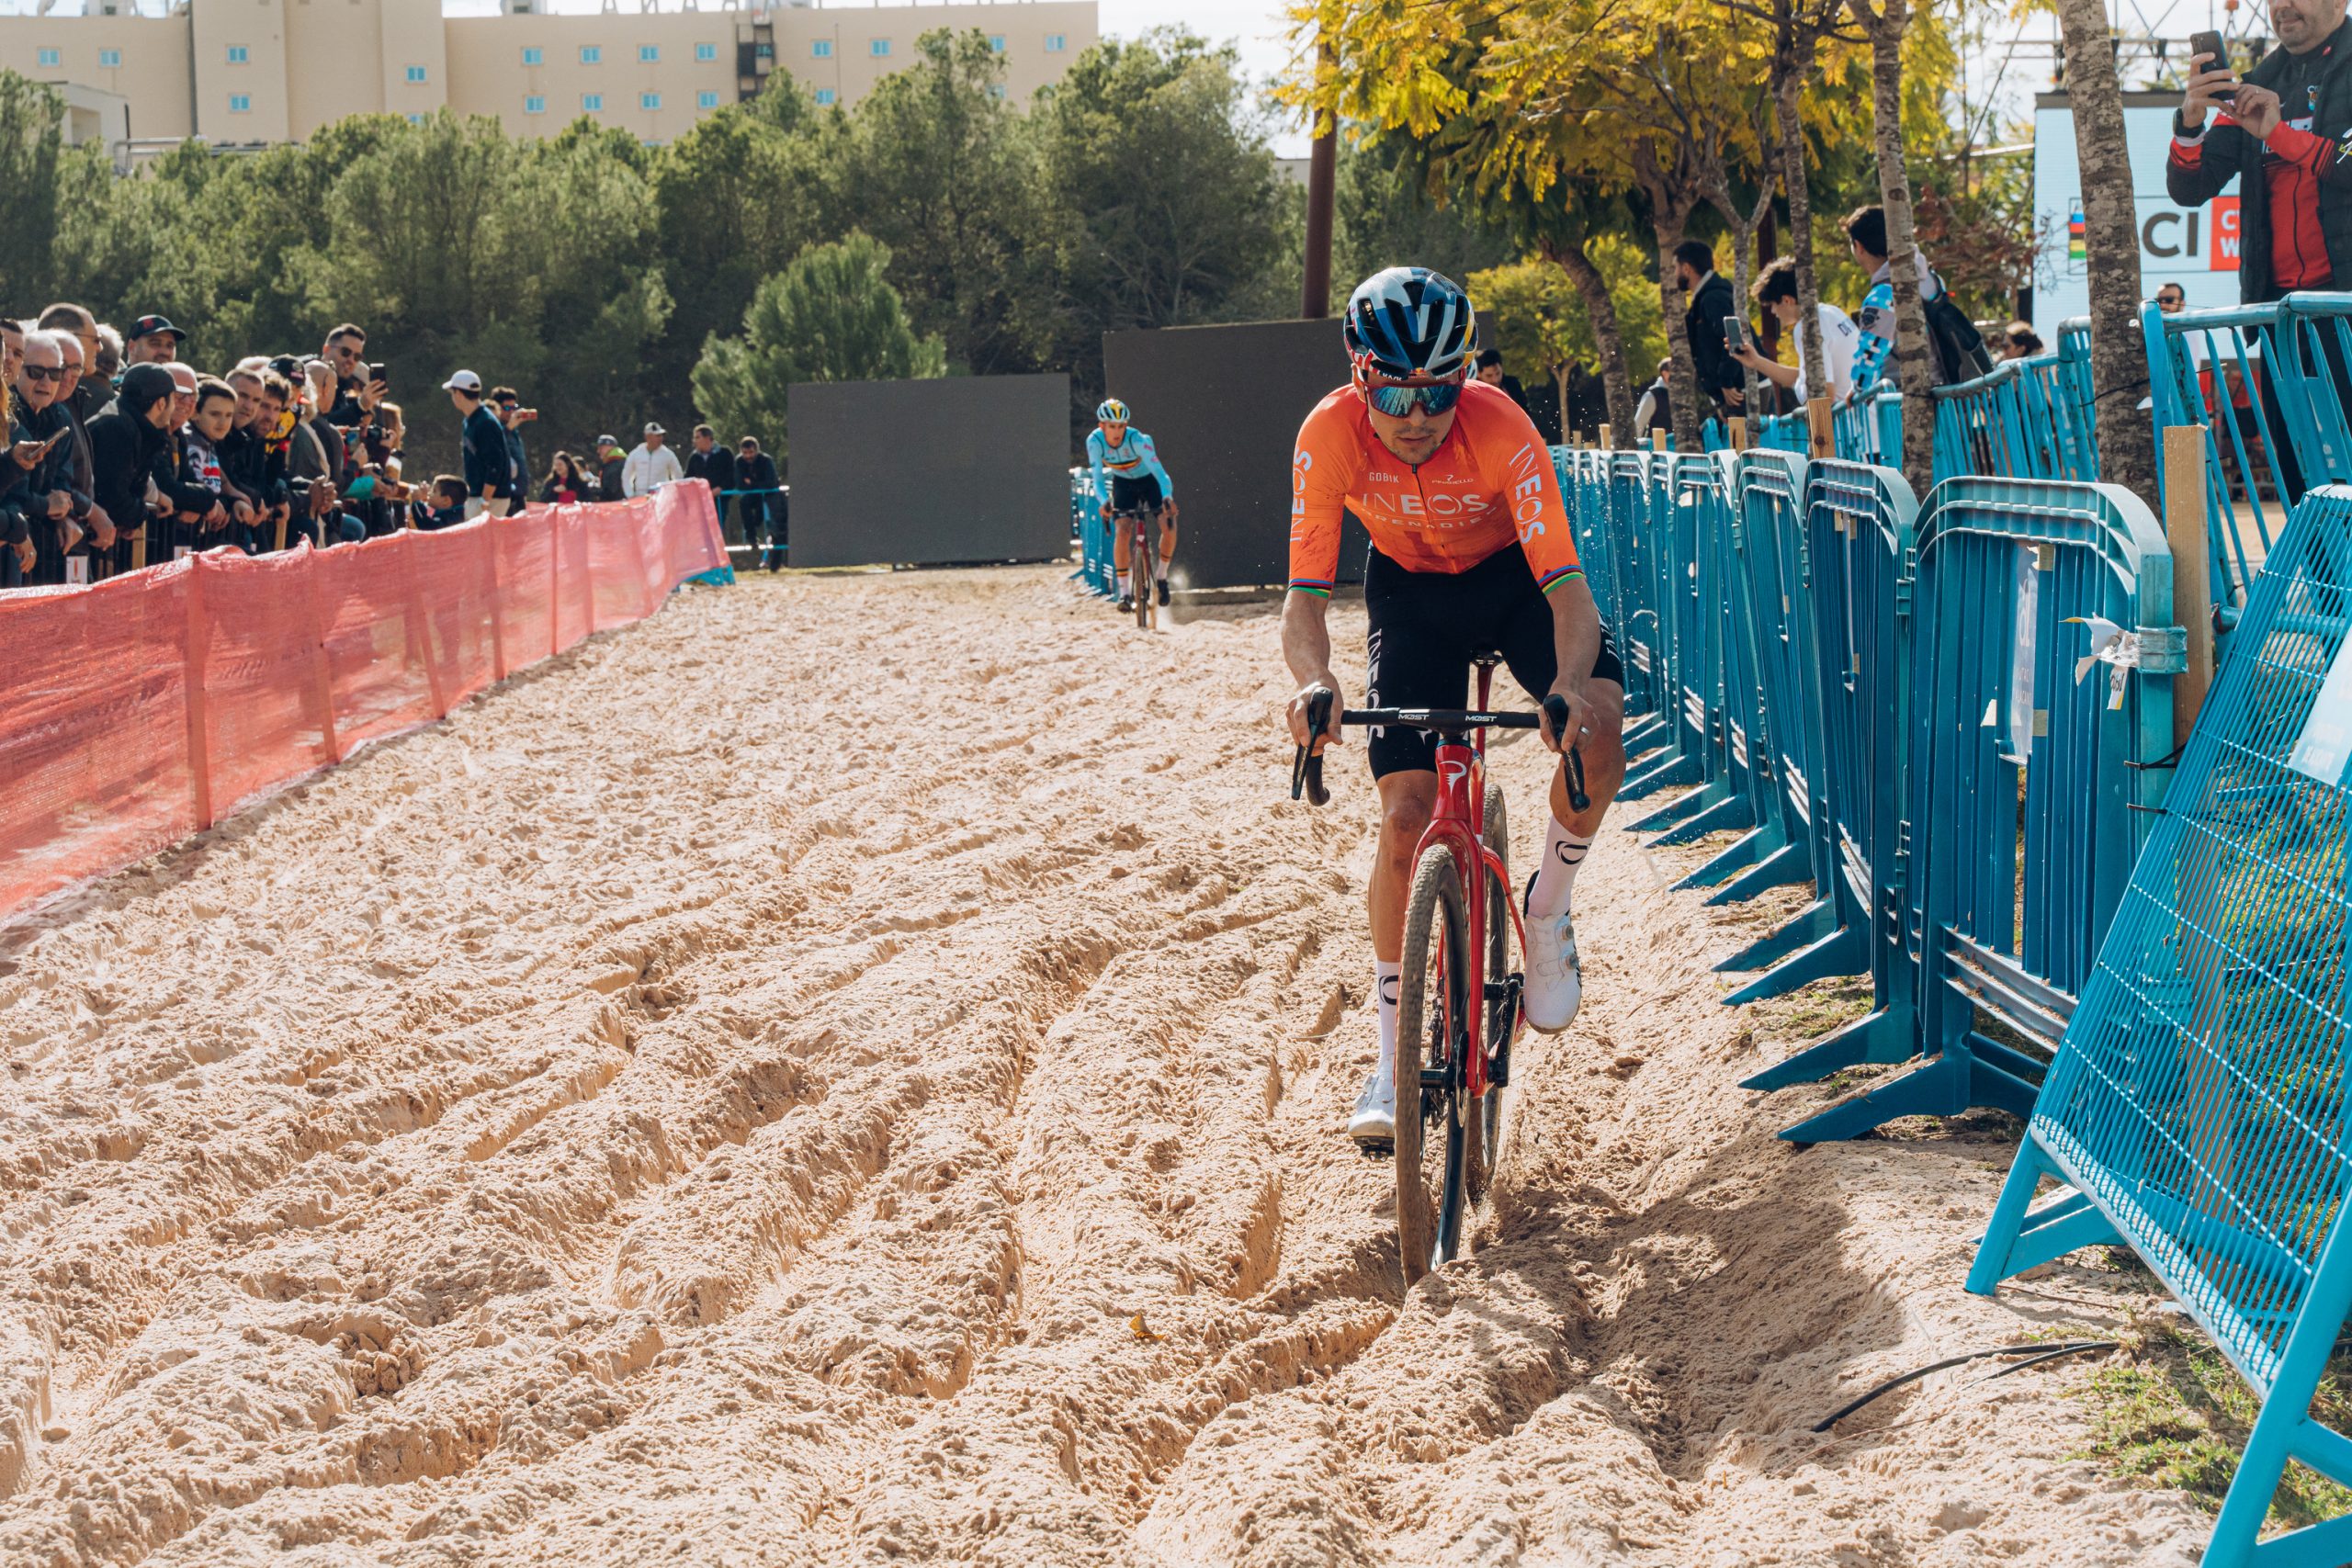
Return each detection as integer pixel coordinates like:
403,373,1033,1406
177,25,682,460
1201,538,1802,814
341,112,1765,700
1541,681,1593,756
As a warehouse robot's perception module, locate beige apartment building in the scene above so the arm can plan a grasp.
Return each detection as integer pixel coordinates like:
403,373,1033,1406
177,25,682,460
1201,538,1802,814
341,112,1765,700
0,0,1098,154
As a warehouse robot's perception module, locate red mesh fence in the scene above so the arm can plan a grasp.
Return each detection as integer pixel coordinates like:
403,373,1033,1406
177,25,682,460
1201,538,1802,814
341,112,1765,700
0,481,729,924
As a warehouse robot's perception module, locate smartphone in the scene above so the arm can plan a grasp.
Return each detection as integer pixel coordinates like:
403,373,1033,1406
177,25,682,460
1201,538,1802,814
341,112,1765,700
1724,314,1751,353
41,428,70,454
2189,30,2237,101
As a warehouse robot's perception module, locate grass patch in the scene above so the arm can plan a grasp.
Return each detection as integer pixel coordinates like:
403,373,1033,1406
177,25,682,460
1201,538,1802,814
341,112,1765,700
2075,1314,2352,1532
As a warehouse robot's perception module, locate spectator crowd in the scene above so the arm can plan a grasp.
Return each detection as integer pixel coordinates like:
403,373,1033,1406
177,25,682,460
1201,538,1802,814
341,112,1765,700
0,309,790,590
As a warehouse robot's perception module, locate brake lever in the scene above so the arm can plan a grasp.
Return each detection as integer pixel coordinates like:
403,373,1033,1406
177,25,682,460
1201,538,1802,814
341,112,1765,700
1291,688,1334,807
1541,694,1592,814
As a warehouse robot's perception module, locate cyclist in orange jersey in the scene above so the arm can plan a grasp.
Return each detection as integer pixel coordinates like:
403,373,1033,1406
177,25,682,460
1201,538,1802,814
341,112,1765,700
1281,267,1627,1148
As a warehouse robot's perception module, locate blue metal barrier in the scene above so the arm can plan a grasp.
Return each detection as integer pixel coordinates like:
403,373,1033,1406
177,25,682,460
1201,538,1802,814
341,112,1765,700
2143,292,2352,615
1608,452,1670,729
1631,455,1757,842
1623,456,1712,801
1970,486,2352,1568
1071,468,1114,598
1732,459,1919,1053
1928,318,2098,486
1689,446,1820,906
1762,477,2181,1143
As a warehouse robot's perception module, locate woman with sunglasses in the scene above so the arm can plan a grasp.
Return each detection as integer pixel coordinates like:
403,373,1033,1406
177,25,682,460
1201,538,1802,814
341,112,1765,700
1280,266,1628,1150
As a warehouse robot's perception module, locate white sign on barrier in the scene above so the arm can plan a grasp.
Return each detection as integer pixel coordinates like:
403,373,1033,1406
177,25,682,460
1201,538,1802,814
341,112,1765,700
2289,633,2352,785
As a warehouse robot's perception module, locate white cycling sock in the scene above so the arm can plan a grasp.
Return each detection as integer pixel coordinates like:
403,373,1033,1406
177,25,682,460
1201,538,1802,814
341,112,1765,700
1528,816,1593,919
1373,960,1401,1093
1116,570,1129,598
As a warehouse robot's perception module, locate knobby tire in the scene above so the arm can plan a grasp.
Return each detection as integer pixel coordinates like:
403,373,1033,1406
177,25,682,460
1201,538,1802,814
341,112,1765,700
1394,843,1474,1286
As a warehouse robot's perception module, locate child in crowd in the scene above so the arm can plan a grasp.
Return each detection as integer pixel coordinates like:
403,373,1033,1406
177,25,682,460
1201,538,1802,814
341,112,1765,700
176,378,254,553
412,475,467,531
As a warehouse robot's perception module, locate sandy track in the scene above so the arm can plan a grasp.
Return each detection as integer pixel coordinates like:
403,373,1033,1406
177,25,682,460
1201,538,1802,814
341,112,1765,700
0,567,2209,1565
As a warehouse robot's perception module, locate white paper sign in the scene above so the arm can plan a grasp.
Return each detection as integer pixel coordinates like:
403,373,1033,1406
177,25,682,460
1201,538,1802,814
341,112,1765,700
65,557,88,586
2289,633,2352,787
2009,545,2040,761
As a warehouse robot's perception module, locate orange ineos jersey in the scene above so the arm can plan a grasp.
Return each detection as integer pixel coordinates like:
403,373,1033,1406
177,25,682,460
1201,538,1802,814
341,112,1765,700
1286,378,1581,597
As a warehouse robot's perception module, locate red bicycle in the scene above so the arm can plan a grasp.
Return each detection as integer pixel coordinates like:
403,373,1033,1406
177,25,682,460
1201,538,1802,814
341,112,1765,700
1292,658,1586,1284
1111,502,1165,630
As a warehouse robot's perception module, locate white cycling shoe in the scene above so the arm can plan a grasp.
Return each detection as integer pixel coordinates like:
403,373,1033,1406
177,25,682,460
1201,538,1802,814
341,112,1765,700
1522,886,1582,1034
1349,1071,1397,1148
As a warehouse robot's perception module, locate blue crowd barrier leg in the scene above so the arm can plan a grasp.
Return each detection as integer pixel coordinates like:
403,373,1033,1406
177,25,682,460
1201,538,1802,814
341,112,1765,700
1677,823,1771,887
1965,1139,2062,1295
1701,837,1808,903
1621,712,1670,751
1620,747,1701,801
1722,921,1870,1003
1714,897,1838,974
1773,1032,2040,1145
1630,777,1726,834
1739,1002,1912,1092
1651,791,1754,847
1969,1177,2120,1295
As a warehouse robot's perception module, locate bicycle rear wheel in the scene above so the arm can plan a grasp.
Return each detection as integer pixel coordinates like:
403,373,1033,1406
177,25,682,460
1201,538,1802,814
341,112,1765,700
1133,529,1155,631
1394,842,1472,1286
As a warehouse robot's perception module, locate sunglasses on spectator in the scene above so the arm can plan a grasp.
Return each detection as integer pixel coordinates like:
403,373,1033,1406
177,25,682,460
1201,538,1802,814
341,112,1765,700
1359,372,1464,418
20,364,64,382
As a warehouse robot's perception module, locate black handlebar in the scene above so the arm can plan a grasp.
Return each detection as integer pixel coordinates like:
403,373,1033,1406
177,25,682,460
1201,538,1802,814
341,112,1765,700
1290,689,1589,813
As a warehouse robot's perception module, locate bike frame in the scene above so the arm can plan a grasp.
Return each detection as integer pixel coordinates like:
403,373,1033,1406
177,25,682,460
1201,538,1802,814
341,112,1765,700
1415,660,1531,1108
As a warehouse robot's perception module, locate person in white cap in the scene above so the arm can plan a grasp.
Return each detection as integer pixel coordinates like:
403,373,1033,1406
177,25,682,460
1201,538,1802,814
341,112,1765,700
623,420,683,498
444,368,513,519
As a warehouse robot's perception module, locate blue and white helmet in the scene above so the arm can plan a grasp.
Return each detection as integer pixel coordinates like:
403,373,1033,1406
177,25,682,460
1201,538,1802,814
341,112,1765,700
1343,266,1476,381
1096,398,1130,423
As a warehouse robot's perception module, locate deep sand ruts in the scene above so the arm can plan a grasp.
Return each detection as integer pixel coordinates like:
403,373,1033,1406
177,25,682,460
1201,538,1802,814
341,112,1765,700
0,568,2208,1564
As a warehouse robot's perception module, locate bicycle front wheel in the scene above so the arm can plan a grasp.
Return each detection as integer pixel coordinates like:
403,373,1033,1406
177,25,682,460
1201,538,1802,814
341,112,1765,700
1134,533,1155,630
1394,842,1473,1286
1465,784,1510,1206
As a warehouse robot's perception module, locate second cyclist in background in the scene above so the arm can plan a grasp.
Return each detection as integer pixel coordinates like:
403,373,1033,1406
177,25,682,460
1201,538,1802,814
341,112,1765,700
1088,397,1180,612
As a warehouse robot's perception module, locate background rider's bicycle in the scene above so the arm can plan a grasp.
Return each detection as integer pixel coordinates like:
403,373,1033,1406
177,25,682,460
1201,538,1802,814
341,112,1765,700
1291,660,1587,1285
1113,503,1159,631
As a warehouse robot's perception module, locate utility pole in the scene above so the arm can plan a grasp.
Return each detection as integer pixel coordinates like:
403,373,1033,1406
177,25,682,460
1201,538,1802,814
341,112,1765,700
1301,34,1336,318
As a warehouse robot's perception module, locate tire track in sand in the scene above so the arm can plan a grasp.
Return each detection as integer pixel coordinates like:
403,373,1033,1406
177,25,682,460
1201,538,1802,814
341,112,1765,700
0,570,2209,1567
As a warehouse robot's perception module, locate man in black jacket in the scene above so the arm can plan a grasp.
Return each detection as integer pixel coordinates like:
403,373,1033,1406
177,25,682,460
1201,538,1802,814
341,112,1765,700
14,332,85,584
686,424,738,542
2170,1,2352,496
734,437,779,569
86,363,178,571
1673,240,1743,422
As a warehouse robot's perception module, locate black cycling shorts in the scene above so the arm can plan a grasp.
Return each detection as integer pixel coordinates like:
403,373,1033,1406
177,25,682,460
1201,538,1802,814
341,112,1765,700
1109,473,1163,513
1363,541,1623,779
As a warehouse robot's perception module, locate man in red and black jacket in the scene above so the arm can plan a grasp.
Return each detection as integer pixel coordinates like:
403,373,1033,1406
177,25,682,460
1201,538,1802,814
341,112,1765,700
2168,0,2352,493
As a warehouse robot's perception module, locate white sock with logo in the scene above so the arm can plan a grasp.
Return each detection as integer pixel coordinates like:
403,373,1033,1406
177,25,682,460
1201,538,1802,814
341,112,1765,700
1373,960,1401,1096
1116,570,1129,598
1528,816,1593,919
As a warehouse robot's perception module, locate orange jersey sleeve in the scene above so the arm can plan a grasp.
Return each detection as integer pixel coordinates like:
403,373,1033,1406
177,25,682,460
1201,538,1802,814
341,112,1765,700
1286,388,1361,597
1284,380,1581,594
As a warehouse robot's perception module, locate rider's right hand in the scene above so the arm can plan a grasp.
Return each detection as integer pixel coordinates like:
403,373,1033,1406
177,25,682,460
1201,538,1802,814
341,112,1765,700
1286,680,1342,750
2181,52,2235,130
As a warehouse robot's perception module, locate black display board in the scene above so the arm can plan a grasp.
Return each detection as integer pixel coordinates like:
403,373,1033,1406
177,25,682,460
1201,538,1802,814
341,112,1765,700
1102,319,1369,592
787,375,1070,569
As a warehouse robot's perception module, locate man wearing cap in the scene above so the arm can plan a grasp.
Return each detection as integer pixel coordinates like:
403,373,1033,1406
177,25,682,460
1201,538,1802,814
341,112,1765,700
623,422,683,498
445,369,514,519
594,434,626,503
124,315,186,367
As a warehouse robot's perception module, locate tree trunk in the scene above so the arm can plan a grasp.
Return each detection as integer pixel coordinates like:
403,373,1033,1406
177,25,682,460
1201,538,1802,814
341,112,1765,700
1774,65,1829,400
1655,219,1702,453
1552,237,1638,446
2054,0,2157,501
1857,3,1936,497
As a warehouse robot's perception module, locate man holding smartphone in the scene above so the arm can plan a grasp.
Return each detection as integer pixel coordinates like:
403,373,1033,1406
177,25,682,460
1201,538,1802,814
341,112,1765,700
2169,0,2352,494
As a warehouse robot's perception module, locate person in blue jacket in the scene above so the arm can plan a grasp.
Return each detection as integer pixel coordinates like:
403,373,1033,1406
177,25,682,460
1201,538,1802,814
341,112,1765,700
1086,397,1180,611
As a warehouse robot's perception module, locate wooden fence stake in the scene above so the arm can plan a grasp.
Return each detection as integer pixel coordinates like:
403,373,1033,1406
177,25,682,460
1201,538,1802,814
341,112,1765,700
2163,425,2215,750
